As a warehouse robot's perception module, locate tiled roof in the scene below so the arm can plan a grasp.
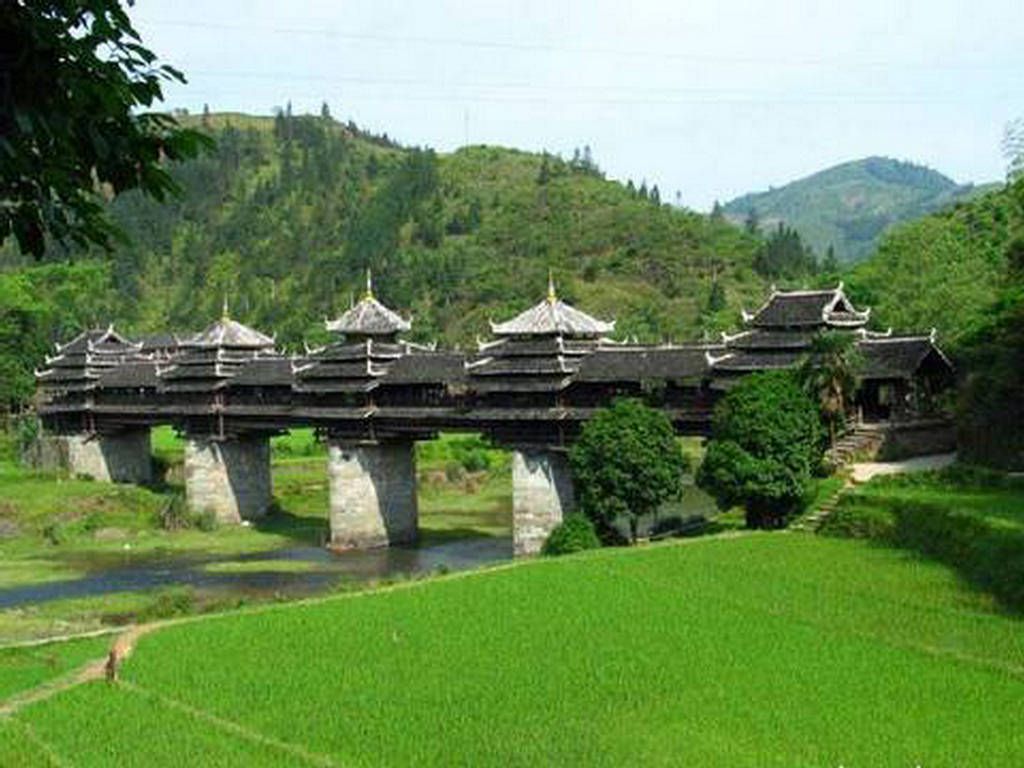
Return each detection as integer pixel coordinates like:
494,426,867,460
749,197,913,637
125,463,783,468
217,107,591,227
574,347,711,382
489,281,615,338
97,361,160,389
183,318,275,349
746,285,869,329
857,336,952,379
326,296,411,337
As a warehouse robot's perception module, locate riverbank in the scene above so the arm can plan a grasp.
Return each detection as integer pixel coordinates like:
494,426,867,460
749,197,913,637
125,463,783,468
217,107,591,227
0,429,514,641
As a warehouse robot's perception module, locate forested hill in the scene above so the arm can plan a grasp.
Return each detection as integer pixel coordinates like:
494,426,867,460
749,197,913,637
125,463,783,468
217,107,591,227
1,111,767,355
846,175,1024,467
722,157,992,263
846,176,1023,349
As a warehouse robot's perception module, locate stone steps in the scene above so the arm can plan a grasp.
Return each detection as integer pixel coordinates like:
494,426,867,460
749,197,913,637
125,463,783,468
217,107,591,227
790,484,849,533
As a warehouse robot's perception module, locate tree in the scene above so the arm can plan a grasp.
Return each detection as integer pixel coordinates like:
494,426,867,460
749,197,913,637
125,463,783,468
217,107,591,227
707,279,726,313
710,200,725,223
754,222,817,278
536,152,551,185
320,101,331,120
1003,117,1024,181
822,244,839,273
799,331,861,446
697,371,823,528
744,207,760,234
650,185,661,206
0,0,212,257
569,399,686,543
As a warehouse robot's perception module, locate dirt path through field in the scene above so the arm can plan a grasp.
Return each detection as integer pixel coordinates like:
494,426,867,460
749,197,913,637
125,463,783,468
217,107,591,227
0,622,160,717
850,452,957,483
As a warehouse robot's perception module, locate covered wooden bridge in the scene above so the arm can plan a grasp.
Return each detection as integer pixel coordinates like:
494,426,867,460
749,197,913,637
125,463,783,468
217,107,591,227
35,278,953,555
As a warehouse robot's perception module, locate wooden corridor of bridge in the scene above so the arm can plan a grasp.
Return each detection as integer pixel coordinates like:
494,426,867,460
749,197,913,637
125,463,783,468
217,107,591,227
34,277,953,555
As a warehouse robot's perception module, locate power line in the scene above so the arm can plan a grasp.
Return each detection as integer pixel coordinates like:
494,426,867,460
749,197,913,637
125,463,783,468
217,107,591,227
170,70,1014,107
137,16,1019,72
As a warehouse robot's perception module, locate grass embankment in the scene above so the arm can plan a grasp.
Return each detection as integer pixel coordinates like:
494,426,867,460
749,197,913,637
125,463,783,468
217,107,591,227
1,534,1021,766
820,466,1024,611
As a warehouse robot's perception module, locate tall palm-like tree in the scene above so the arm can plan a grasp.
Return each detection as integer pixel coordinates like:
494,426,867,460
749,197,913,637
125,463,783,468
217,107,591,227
800,331,862,447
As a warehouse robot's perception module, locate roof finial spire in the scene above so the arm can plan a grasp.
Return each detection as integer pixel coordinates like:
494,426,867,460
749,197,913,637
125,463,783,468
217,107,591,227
547,268,557,304
222,293,229,321
364,268,374,301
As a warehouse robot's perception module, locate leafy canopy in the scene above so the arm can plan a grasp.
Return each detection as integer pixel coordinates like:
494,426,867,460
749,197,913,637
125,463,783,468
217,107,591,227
0,0,211,257
697,370,822,528
569,398,686,542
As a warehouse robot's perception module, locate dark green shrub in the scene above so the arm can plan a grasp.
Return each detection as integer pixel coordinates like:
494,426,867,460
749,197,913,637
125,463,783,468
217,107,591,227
42,521,67,545
136,588,197,622
460,449,491,473
541,515,601,556
192,509,219,532
158,494,189,531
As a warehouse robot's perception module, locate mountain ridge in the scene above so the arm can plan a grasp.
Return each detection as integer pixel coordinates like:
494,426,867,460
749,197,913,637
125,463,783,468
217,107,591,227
722,156,995,263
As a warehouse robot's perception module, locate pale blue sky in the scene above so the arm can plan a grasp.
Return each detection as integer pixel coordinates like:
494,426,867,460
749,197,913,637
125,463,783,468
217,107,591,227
134,0,1023,209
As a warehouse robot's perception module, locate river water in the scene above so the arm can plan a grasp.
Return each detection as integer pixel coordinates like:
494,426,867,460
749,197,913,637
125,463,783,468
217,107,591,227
0,537,512,610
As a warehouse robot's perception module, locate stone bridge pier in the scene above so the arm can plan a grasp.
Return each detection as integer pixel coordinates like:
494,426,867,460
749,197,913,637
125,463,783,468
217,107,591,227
511,447,575,556
326,439,419,549
183,434,273,524
35,429,153,485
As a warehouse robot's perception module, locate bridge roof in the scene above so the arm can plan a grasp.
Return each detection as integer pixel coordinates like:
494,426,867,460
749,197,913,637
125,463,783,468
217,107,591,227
857,335,953,379
575,347,711,382
745,284,869,329
326,296,411,337
183,318,275,350
489,297,614,338
326,273,411,337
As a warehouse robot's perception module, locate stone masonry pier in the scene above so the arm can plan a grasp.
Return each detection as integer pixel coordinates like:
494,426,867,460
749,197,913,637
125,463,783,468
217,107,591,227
31,430,153,485
184,436,273,524
512,448,576,556
327,440,419,549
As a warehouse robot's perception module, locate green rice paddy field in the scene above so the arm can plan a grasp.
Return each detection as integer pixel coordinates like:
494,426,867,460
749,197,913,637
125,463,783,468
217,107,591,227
2,533,1022,766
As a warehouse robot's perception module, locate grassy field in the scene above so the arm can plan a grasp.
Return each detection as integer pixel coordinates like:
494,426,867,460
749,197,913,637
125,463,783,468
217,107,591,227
1,533,1021,766
0,635,113,701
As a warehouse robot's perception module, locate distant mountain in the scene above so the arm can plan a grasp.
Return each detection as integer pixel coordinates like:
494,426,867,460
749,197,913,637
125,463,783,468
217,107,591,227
722,157,997,263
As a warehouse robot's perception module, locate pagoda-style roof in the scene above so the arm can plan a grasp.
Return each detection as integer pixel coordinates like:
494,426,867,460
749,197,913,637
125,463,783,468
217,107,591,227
181,318,275,350
325,272,411,338
489,275,614,338
53,327,138,355
743,284,869,329
294,339,406,394
158,313,277,393
36,326,143,395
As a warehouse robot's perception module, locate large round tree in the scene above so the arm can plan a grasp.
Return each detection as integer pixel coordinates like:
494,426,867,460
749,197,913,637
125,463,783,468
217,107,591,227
569,398,686,543
697,370,823,528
